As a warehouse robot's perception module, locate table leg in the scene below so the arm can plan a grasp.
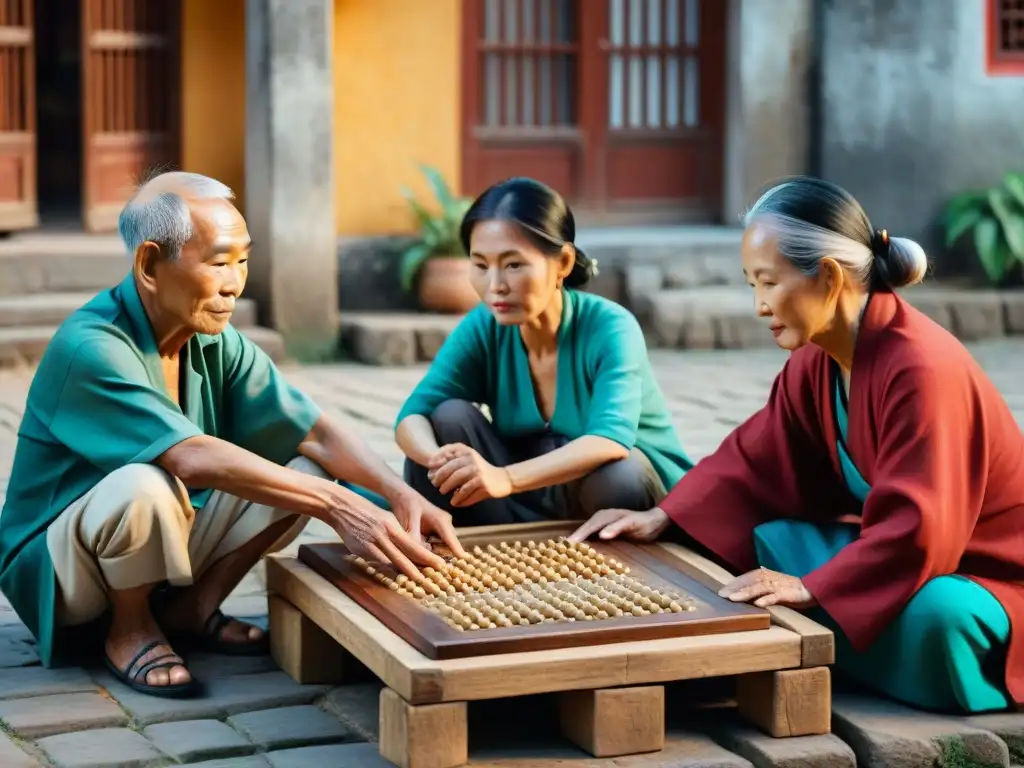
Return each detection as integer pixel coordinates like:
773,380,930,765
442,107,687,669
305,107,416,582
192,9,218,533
379,687,469,768
269,594,354,685
558,685,665,757
737,666,832,737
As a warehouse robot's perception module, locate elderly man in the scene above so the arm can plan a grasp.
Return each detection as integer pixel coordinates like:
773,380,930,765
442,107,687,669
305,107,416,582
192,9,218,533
0,171,464,699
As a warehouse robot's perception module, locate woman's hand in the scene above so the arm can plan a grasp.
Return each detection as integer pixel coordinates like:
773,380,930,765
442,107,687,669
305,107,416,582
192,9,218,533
427,443,513,508
568,507,671,543
718,567,816,609
390,489,468,558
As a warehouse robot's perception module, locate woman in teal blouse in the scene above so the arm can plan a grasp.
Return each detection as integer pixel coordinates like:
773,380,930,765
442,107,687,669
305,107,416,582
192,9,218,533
394,177,693,527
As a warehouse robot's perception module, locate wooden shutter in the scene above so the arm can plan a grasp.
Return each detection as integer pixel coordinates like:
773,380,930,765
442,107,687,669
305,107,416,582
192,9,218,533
461,0,585,200
0,0,37,231
82,0,181,232
595,0,727,221
988,0,1024,74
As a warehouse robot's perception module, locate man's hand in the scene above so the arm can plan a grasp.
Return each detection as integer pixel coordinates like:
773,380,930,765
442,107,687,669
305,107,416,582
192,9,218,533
568,507,671,543
330,501,448,582
390,489,468,559
717,567,816,609
427,443,513,508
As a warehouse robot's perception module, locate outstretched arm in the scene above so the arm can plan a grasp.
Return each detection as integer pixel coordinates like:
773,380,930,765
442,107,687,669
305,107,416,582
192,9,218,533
571,352,840,568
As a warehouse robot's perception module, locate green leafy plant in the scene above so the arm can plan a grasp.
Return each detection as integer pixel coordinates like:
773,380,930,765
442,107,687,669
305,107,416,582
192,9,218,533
398,165,474,293
944,172,1024,284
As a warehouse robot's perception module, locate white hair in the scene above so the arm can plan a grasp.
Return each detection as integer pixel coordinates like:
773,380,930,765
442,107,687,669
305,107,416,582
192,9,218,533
743,179,929,290
117,171,235,260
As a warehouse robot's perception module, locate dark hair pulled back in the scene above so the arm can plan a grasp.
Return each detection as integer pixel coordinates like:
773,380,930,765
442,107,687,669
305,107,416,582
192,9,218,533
459,177,596,288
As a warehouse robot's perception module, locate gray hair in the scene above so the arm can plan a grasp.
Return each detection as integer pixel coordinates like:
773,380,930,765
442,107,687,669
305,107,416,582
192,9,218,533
742,177,928,290
117,171,235,260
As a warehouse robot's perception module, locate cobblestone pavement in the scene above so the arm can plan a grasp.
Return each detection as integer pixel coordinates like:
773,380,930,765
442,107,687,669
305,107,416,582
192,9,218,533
0,342,1023,766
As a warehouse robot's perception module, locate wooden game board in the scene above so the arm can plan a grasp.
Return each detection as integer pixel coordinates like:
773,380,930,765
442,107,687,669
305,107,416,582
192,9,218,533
267,521,835,768
297,533,769,660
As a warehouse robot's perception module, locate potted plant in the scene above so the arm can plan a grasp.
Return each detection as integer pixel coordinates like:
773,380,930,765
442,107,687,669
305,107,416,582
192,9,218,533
943,173,1024,285
398,165,479,314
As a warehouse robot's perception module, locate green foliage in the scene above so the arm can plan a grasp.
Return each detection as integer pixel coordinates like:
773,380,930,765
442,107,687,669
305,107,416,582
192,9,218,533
944,172,1024,284
936,735,1005,768
398,165,473,293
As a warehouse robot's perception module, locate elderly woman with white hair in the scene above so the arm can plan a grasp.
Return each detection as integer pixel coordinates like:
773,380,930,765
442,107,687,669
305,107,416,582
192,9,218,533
571,176,1024,715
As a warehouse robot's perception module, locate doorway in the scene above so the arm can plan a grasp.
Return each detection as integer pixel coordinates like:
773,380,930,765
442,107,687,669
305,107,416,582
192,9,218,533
460,0,727,225
35,0,83,228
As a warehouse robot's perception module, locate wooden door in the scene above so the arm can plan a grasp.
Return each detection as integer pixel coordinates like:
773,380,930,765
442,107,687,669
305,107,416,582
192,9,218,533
592,0,726,221
0,0,38,232
461,0,585,202
460,0,726,224
81,0,180,232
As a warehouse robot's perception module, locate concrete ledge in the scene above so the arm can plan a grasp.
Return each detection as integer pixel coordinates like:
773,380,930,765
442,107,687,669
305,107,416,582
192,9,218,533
337,288,1024,365
338,312,463,367
0,323,286,368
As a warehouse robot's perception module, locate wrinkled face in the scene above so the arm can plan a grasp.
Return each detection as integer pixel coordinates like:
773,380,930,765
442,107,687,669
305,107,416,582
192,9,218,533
145,198,251,336
468,219,573,325
741,224,836,352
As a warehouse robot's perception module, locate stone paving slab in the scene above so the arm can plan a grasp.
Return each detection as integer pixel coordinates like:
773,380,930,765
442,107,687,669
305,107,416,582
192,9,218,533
266,742,394,768
709,715,857,768
34,727,165,768
91,669,331,726
182,758,273,768
227,704,357,750
966,713,1024,764
144,719,257,763
0,732,42,768
320,683,383,742
831,693,1010,768
0,691,128,739
0,666,98,700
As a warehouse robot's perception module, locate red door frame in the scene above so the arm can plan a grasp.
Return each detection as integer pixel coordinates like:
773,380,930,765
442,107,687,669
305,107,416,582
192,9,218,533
459,0,727,224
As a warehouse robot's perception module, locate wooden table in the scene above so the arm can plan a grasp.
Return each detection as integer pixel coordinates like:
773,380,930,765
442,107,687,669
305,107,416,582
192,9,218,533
266,521,835,768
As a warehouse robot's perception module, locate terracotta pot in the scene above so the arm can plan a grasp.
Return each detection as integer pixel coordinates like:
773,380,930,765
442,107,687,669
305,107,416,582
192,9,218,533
417,256,481,314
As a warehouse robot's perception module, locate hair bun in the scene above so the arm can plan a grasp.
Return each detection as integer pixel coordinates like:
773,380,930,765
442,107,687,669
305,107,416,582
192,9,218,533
871,231,929,289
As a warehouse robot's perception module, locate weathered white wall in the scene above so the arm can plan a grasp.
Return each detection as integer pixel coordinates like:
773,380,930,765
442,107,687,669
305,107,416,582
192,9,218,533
722,0,815,222
818,0,1024,271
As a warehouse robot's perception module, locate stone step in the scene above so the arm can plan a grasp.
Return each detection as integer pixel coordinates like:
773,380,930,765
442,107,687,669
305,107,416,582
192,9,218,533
0,293,258,329
339,312,463,366
581,226,746,314
647,287,770,350
647,285,1024,350
335,287,1024,364
0,236,128,297
0,323,286,368
578,225,744,284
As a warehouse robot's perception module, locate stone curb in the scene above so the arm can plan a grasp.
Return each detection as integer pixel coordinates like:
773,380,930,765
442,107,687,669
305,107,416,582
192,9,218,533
337,288,1024,365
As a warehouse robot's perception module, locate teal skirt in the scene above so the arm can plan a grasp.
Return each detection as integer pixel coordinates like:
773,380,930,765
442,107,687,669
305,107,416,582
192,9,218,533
754,519,1012,714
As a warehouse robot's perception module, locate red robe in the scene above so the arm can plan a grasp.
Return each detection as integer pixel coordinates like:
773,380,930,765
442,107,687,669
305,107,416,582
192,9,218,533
661,289,1024,705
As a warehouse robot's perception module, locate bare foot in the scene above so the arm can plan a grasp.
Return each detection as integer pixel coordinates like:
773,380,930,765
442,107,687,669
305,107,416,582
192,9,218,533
159,600,266,648
105,621,192,689
199,610,266,646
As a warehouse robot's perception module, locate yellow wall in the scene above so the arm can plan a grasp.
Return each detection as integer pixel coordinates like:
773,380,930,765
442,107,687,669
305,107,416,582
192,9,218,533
180,0,247,213
332,0,462,235
179,0,461,236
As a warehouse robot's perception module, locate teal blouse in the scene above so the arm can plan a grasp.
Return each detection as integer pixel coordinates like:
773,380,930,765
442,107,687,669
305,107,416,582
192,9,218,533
833,368,870,503
395,289,693,490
